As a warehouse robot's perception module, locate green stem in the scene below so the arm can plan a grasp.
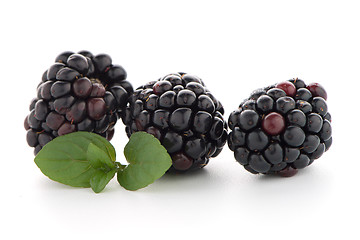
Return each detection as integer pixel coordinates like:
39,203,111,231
115,162,127,171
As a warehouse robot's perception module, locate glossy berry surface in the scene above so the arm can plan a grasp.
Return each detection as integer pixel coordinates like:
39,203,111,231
262,112,285,135
124,72,227,172
307,83,327,100
25,51,133,154
228,78,332,176
276,81,296,97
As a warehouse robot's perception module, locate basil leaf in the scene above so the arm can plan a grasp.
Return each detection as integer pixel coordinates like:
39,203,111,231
90,169,118,193
87,142,116,171
117,132,172,190
34,132,117,190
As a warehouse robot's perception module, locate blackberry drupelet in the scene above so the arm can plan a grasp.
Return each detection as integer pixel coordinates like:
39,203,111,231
228,78,332,176
123,73,227,172
25,51,133,155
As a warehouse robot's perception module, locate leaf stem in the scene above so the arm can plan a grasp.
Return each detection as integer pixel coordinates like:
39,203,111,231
115,162,127,171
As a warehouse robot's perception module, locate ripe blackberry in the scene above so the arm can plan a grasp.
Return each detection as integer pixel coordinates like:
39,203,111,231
123,73,227,172
228,78,332,176
25,51,133,155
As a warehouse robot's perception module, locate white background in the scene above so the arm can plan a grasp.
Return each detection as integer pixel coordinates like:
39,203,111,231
1,0,359,239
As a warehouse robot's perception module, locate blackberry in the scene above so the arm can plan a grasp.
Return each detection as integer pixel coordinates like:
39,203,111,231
25,51,133,155
123,73,227,172
228,78,332,176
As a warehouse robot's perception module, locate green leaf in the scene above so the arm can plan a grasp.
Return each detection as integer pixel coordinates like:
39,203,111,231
90,169,117,193
34,132,117,190
117,132,172,191
87,142,116,171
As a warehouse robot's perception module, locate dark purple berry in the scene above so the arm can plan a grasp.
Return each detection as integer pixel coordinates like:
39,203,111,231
58,122,76,136
234,147,250,165
34,100,49,121
73,77,92,98
307,83,327,100
26,51,132,155
246,128,269,151
193,111,212,133
295,88,312,101
276,96,295,114
135,110,150,130
286,109,306,127
40,81,53,100
197,95,215,113
284,147,300,163
292,154,310,169
54,95,75,114
302,135,320,154
66,53,89,74
144,94,159,111
46,112,65,130
77,118,95,132
275,81,296,97
277,167,298,177
93,54,112,73
159,91,176,108
310,143,325,160
110,86,128,107
289,78,306,89
26,130,38,147
186,82,205,95
228,127,246,148
324,137,332,151
38,133,53,147
95,115,110,133
90,83,106,97
176,89,196,107
162,132,183,153
312,97,328,117
56,67,80,82
241,100,256,110
262,112,285,136
124,72,226,172
66,100,86,123
130,100,143,119
169,108,192,131
153,109,170,129
184,138,206,159
256,95,274,112
55,51,74,63
239,110,259,131
103,91,117,111
153,80,173,96
105,65,127,84
87,98,106,120
171,152,193,171
264,143,283,164
146,126,162,140
228,79,331,176
209,117,225,139
306,113,323,133
47,63,65,80
28,110,41,130
319,119,332,141
29,98,37,111
77,50,93,58
51,81,71,98
296,100,313,114
267,88,286,100
282,126,305,147
248,154,271,173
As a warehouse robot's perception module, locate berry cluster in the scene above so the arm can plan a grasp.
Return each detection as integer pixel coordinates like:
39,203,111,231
228,79,332,176
24,51,133,155
123,72,228,172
